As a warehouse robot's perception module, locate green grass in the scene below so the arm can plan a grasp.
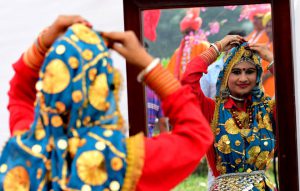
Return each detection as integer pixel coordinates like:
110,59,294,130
172,174,208,191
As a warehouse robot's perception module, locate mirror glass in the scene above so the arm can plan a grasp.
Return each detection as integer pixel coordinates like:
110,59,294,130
142,3,277,190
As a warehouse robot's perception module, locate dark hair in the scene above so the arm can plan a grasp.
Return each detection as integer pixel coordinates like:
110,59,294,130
227,29,246,37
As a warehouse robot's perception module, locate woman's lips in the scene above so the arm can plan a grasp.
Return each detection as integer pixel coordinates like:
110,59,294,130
238,84,249,88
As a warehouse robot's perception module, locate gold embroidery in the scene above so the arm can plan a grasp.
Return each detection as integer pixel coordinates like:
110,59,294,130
82,49,93,61
111,157,123,171
51,115,63,127
72,24,101,44
247,146,261,164
77,151,107,185
255,151,270,169
35,117,46,140
88,74,109,111
224,118,239,134
72,90,83,103
68,56,79,69
42,59,70,94
3,166,30,191
217,135,231,154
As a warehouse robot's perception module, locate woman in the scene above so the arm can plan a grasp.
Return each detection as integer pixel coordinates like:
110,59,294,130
0,16,213,191
182,35,276,190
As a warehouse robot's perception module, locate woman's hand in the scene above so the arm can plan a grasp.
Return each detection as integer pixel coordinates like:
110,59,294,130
42,15,92,49
219,35,245,52
249,43,274,62
102,31,154,69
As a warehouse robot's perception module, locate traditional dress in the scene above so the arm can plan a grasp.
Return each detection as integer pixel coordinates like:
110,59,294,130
182,43,276,191
1,24,213,191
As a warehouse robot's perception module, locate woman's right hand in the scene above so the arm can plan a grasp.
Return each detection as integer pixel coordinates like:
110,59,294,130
219,35,245,52
101,31,154,69
42,15,92,49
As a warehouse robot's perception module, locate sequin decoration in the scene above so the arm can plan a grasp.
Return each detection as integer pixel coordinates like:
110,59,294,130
68,56,79,69
224,118,240,134
217,135,231,154
82,49,93,61
35,117,46,140
111,157,123,171
3,166,30,191
42,59,70,94
77,151,107,185
72,90,83,103
51,115,63,127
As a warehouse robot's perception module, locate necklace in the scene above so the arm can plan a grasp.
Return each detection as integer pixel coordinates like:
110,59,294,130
229,94,244,102
231,107,253,129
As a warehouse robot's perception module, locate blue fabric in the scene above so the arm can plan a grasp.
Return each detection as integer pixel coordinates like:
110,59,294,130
0,24,127,191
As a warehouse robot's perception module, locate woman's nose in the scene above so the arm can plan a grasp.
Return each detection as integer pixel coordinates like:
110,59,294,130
239,73,248,82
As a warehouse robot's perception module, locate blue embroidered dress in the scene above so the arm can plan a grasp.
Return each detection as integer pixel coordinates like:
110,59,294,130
0,24,137,191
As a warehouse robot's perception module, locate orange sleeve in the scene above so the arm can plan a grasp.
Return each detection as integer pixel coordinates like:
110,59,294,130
8,42,45,135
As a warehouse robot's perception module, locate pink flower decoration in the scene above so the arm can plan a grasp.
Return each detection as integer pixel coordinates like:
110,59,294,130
239,4,271,21
224,6,237,11
200,7,207,12
143,10,161,42
209,21,220,35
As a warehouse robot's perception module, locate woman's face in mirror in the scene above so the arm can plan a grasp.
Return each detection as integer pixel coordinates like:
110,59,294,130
228,61,257,97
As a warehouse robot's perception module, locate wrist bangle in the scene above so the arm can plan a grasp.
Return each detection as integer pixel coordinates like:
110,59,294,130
210,43,220,56
267,60,274,71
137,58,160,83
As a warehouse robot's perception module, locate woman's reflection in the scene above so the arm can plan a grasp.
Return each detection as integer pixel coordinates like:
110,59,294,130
143,4,277,190
181,36,276,190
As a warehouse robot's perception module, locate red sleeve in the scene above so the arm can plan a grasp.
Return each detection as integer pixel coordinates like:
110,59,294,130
181,55,215,122
136,86,213,191
7,55,39,135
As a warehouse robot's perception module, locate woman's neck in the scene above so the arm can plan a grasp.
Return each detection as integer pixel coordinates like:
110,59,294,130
229,94,246,109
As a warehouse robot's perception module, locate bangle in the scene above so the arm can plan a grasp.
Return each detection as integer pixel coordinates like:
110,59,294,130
210,43,220,56
267,60,274,71
137,58,160,83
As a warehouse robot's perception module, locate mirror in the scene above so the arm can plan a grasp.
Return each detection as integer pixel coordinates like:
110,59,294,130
142,4,278,190
124,0,298,190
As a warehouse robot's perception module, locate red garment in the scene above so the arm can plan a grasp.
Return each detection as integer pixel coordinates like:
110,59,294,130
8,55,213,191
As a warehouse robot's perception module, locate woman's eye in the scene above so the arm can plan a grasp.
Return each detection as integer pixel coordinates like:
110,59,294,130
246,70,256,74
232,70,241,75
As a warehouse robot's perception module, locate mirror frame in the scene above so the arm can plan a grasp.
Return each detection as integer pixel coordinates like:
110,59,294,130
123,0,298,190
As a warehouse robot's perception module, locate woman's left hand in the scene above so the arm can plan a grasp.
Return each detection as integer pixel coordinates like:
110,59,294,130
249,43,273,62
219,35,245,52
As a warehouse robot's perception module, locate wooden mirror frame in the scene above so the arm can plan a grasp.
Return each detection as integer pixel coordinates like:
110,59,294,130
123,0,298,190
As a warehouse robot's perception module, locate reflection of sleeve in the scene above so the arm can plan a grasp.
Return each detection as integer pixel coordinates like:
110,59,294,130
137,86,213,191
8,55,39,135
181,47,217,121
